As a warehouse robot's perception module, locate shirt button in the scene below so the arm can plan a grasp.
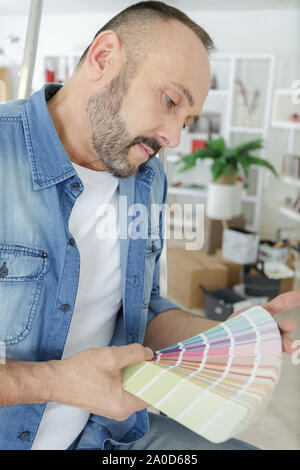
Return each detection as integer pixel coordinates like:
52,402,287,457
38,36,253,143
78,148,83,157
20,431,30,441
151,244,156,252
71,183,79,191
133,275,139,287
0,263,8,277
41,252,48,258
69,238,76,246
60,304,70,312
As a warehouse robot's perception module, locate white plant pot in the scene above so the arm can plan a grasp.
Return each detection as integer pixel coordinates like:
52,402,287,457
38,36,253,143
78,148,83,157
206,182,242,220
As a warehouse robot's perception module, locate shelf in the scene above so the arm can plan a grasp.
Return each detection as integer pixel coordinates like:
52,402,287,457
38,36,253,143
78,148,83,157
271,121,300,130
243,194,257,203
168,186,257,203
167,154,213,166
207,89,229,96
279,206,300,222
167,155,180,163
274,89,296,96
280,175,300,187
168,187,207,197
230,126,264,134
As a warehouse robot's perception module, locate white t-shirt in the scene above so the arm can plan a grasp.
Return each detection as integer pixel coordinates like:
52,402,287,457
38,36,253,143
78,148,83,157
32,162,122,450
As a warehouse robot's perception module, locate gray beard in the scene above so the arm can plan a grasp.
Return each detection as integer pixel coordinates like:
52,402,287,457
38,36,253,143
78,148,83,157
86,74,137,178
86,69,161,178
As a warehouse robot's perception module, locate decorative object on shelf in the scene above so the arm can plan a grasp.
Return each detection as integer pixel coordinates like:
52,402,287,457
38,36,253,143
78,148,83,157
189,112,221,137
192,139,206,153
175,137,278,221
210,73,218,90
45,61,55,82
235,79,260,127
281,153,300,178
122,306,282,443
292,195,300,213
289,113,300,123
173,181,182,187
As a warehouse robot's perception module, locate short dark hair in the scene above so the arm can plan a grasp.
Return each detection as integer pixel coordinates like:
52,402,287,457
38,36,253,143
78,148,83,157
76,1,216,70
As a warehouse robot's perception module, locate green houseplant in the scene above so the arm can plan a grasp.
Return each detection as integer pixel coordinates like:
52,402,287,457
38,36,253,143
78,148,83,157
175,137,278,189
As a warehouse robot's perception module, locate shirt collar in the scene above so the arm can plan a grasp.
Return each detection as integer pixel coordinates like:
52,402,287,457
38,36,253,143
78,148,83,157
22,83,155,192
22,83,77,191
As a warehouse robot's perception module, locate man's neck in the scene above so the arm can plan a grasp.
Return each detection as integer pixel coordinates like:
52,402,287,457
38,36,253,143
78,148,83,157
46,81,106,172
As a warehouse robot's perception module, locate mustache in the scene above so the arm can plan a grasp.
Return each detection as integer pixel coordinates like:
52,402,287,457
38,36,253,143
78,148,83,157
127,136,162,157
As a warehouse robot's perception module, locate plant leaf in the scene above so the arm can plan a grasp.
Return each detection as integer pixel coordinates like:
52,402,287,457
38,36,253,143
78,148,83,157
234,139,264,156
206,137,226,153
243,155,278,177
211,159,226,180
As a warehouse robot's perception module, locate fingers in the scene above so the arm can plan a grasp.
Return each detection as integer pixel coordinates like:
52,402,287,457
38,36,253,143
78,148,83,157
277,318,297,334
107,343,153,370
277,318,298,354
281,334,297,355
261,290,300,317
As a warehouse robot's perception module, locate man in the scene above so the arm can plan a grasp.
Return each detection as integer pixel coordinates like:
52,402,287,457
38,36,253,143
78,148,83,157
0,1,298,450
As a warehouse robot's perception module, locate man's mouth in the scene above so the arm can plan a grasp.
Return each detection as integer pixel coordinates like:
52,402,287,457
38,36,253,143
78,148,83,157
138,143,154,161
140,143,154,156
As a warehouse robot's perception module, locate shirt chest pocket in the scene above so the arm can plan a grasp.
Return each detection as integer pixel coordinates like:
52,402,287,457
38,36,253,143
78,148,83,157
0,243,49,345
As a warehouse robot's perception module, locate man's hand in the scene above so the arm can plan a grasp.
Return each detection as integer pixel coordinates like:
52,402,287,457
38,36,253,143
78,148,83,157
231,290,300,355
48,344,153,421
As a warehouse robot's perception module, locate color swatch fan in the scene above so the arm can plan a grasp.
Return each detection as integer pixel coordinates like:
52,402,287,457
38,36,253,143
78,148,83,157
122,306,282,443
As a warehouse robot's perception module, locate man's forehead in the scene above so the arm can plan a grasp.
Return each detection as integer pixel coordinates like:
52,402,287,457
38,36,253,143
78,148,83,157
150,24,211,96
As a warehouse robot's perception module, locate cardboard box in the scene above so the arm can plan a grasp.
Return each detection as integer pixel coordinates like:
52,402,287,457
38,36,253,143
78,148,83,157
222,228,259,264
216,249,242,288
167,247,228,309
279,250,295,295
203,214,246,255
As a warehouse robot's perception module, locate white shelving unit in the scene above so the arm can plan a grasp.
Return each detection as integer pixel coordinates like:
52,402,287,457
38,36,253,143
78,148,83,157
280,175,300,188
270,88,300,228
279,206,300,223
272,88,300,153
33,50,82,92
166,52,276,232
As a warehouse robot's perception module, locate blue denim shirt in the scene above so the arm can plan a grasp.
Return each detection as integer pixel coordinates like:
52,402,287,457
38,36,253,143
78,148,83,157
0,84,180,450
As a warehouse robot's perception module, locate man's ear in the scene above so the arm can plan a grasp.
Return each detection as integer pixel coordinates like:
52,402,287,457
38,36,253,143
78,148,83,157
85,30,123,80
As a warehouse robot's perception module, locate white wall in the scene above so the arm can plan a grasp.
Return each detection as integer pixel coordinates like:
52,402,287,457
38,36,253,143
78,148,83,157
1,5,299,236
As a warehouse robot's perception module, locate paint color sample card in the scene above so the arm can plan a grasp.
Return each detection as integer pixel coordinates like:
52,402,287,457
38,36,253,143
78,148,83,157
122,306,282,443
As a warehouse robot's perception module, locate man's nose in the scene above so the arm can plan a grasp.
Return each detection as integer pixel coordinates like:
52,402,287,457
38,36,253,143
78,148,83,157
158,120,183,149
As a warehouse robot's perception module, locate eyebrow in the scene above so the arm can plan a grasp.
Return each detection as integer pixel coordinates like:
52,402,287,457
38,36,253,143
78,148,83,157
170,80,194,107
170,80,199,125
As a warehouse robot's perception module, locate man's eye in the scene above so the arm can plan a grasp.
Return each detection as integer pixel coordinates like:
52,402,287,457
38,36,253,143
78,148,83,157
166,95,176,109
